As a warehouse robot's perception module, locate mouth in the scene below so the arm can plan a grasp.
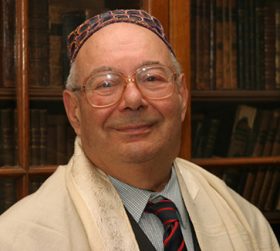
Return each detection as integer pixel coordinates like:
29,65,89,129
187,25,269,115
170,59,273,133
115,123,154,136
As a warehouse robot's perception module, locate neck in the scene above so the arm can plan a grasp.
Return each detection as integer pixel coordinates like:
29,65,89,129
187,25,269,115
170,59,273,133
98,160,173,192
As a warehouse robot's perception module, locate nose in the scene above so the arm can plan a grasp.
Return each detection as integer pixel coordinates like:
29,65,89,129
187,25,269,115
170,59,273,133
118,77,147,111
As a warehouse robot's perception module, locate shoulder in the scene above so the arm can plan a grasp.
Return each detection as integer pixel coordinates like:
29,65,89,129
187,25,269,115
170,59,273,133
174,158,279,250
0,165,85,251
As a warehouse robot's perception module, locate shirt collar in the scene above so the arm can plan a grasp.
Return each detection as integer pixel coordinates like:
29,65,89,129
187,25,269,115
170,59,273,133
109,167,188,228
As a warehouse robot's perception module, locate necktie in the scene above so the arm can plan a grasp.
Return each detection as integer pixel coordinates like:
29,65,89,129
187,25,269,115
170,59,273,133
145,198,187,251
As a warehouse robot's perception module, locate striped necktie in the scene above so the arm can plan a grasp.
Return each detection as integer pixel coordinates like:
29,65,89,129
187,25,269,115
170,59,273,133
145,198,187,251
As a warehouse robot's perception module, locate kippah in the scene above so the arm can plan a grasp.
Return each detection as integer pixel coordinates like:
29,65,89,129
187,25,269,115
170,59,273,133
67,9,174,64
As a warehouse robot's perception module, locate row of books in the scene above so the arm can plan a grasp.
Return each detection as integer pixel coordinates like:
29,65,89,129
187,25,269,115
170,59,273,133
0,0,104,88
192,105,280,158
0,108,75,166
220,166,280,211
0,178,16,213
191,0,280,90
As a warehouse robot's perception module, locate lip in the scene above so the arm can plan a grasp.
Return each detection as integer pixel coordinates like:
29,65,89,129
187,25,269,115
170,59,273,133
114,123,154,136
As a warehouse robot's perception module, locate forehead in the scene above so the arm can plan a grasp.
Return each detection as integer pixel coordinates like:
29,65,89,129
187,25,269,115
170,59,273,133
75,23,171,69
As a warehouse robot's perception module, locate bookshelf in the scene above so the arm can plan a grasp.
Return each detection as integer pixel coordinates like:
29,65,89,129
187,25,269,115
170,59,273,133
0,0,279,239
189,0,280,239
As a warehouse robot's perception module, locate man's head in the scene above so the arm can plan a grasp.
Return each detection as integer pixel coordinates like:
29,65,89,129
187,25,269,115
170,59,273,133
63,9,188,187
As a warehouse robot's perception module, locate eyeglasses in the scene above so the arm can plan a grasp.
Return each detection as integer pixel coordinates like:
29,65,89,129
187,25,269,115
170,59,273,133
72,64,178,108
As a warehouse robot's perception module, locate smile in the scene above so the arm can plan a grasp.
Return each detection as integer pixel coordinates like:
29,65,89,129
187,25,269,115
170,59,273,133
114,123,154,136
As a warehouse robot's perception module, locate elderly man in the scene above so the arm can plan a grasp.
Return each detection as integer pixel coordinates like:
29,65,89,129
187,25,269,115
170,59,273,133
0,9,278,251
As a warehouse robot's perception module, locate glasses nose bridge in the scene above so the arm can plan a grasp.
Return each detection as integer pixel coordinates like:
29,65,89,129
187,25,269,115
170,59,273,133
123,71,138,86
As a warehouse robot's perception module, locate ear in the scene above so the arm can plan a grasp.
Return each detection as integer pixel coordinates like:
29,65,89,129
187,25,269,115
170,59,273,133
63,89,81,135
177,73,188,122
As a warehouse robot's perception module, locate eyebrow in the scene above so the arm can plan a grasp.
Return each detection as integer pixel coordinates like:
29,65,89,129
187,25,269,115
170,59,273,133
86,61,162,77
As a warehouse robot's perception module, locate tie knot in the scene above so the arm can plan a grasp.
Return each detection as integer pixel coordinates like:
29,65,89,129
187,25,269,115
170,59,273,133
145,199,179,225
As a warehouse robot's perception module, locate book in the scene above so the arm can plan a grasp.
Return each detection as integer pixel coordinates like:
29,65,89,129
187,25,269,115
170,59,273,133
201,117,221,157
264,5,276,90
271,121,280,156
29,0,49,87
39,110,47,165
1,0,16,87
46,113,73,164
251,109,273,156
215,0,225,89
262,109,280,156
30,109,41,165
56,115,68,164
228,105,257,157
46,114,58,164
275,9,280,89
0,178,16,213
0,109,16,166
263,168,280,211
242,168,256,200
236,0,245,89
254,0,265,90
191,113,206,157
257,167,274,210
48,4,64,87
250,166,266,205
61,10,86,84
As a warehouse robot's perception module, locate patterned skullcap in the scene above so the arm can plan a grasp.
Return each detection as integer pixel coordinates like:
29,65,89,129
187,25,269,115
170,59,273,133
67,9,174,63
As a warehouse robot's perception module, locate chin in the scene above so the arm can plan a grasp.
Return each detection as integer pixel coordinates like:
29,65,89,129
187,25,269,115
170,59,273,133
119,142,174,164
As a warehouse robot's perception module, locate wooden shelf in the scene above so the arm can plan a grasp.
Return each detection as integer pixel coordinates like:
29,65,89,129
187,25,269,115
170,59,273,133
192,156,280,168
0,87,63,100
29,165,58,175
191,90,280,102
0,167,26,176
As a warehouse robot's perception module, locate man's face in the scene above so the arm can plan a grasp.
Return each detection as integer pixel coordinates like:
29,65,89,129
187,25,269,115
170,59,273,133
64,23,188,171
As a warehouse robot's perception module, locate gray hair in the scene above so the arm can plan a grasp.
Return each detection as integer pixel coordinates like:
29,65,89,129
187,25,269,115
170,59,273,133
65,51,182,90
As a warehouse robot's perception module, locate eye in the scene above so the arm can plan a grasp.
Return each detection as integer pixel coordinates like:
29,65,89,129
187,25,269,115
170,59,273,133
145,74,160,82
141,72,168,83
95,80,113,90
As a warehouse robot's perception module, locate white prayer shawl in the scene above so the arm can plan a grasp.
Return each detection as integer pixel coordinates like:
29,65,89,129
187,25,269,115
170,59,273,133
0,138,278,251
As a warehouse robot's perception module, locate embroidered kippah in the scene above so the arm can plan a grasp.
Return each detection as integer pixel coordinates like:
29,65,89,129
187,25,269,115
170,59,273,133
67,9,174,63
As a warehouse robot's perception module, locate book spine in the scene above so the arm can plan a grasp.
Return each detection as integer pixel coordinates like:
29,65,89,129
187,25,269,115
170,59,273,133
251,110,272,157
190,0,198,90
56,115,67,164
215,0,225,89
209,0,217,89
257,167,274,210
62,11,86,84
264,5,276,90
0,178,16,213
254,0,265,90
275,9,280,89
39,110,47,165
271,121,280,156
49,4,63,87
228,0,238,89
1,0,16,87
0,109,16,166
262,109,280,156
263,169,280,211
236,0,245,89
47,114,58,164
29,0,49,87
30,109,41,165
200,0,212,90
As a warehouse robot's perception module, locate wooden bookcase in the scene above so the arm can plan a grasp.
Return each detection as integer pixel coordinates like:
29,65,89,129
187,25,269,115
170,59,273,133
0,0,279,238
